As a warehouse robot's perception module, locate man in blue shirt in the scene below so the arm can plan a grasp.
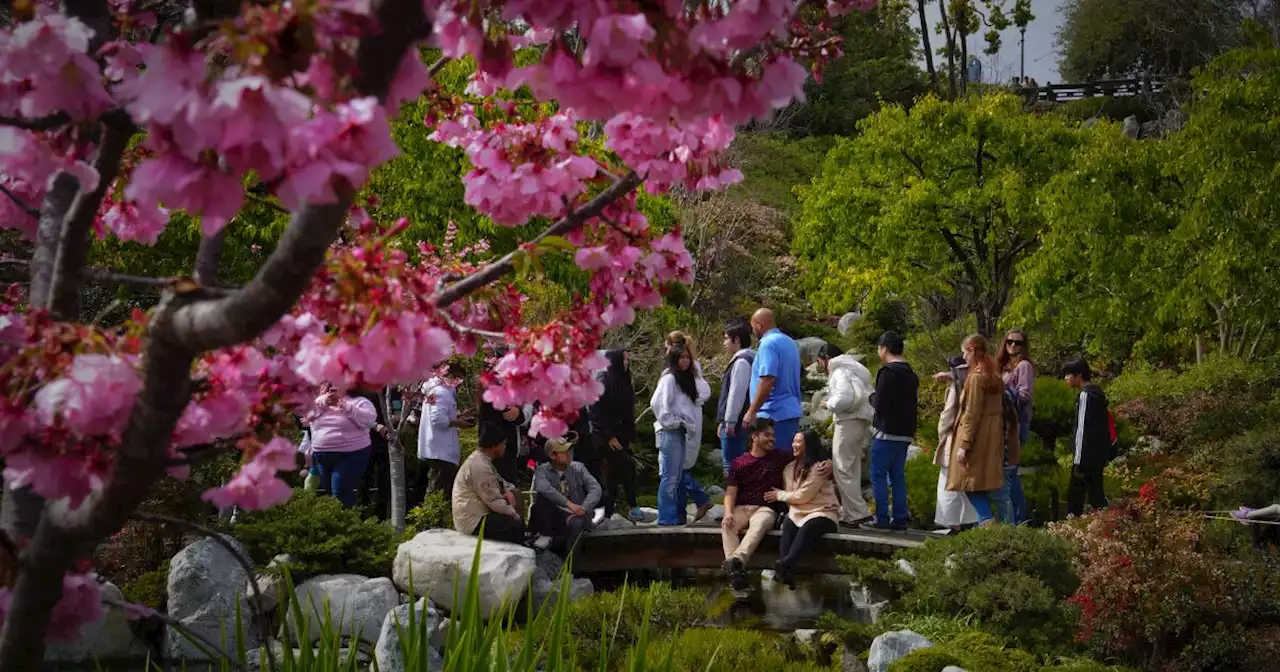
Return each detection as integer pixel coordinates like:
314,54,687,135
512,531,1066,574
742,308,803,452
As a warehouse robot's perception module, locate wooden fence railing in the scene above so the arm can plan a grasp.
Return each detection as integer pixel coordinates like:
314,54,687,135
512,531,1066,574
1017,76,1171,103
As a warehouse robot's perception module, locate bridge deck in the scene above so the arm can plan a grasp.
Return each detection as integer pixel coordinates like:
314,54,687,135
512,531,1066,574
575,522,931,575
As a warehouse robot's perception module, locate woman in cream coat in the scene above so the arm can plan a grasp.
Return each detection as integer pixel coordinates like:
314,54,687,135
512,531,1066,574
934,355,978,530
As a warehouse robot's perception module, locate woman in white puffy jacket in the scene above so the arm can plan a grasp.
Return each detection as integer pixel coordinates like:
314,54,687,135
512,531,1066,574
651,343,712,526
821,347,875,524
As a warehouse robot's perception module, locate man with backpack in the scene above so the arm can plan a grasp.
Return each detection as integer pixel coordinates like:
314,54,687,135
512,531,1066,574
1063,357,1110,516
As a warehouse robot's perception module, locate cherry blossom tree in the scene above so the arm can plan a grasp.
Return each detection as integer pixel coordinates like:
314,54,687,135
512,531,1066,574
0,0,876,667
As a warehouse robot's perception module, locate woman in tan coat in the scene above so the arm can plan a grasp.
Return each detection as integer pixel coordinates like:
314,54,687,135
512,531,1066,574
765,429,839,589
946,334,1019,525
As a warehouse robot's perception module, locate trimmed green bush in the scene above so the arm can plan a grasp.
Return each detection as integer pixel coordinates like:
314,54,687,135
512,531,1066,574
407,490,453,532
887,648,964,672
230,489,401,578
120,561,169,611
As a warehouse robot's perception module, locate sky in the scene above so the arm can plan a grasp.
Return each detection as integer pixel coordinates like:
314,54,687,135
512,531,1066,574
920,0,1064,85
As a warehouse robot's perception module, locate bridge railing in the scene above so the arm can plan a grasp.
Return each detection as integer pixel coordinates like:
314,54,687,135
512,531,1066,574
1017,76,1171,103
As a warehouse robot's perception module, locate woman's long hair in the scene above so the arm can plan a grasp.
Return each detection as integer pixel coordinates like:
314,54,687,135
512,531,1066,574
665,344,698,401
602,347,634,408
996,328,1029,372
963,334,1003,392
797,429,831,482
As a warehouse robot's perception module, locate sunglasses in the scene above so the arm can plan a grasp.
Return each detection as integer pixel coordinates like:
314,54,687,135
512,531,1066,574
1007,340,1025,346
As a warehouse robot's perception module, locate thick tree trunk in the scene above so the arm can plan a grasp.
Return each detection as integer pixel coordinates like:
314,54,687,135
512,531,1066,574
915,0,940,92
388,443,408,533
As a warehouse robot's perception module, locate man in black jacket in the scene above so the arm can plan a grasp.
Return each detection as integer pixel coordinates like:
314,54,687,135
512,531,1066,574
867,331,919,530
1063,358,1110,516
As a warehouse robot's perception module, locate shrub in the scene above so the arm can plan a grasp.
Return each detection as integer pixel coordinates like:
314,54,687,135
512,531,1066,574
1108,357,1280,449
406,491,453,532
904,456,939,527
842,525,1080,652
230,489,401,578
887,648,965,672
888,631,1039,672
644,628,828,672
1028,378,1078,463
120,561,170,611
1196,427,1280,508
1051,486,1280,671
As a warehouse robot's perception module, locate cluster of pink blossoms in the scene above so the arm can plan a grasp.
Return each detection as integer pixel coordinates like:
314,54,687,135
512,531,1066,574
0,0,877,643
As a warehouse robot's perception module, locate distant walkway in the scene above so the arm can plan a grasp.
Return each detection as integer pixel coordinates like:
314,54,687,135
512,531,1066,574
575,522,931,574
1018,76,1172,103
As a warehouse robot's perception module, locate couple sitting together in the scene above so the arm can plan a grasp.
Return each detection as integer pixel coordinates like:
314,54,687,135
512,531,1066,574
451,422,600,563
722,419,837,591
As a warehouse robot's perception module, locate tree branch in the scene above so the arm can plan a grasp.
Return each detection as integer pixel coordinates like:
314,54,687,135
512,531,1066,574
48,113,134,319
0,113,71,131
432,171,643,308
0,183,39,218
195,228,228,286
246,192,289,215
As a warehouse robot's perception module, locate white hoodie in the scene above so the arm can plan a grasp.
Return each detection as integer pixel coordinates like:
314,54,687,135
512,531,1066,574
823,354,874,423
651,363,711,470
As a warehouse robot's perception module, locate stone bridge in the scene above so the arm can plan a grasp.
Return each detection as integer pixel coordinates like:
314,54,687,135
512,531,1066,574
575,522,931,575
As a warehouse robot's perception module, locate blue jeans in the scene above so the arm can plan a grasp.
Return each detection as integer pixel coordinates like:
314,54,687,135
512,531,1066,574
869,438,909,526
967,491,995,523
771,416,800,453
657,429,687,525
994,465,1027,524
721,430,748,477
680,471,709,511
314,447,373,508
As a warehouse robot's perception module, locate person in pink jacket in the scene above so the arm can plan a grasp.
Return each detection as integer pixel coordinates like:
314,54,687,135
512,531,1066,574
303,383,377,507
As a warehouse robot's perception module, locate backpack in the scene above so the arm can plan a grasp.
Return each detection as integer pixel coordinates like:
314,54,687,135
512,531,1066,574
1001,386,1022,430
1107,411,1118,446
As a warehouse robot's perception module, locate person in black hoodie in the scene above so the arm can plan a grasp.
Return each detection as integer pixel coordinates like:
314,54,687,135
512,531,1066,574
356,384,398,519
1063,358,1109,516
477,348,527,486
589,348,640,520
867,331,919,530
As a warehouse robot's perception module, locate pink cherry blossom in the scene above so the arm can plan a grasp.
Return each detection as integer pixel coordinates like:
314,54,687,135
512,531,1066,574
32,354,141,438
0,570,105,643
125,154,243,235
202,437,296,510
0,14,113,121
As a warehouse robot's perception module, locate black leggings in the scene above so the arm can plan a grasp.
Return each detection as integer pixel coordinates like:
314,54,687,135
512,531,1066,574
602,443,637,517
530,496,588,564
476,513,526,545
778,517,837,571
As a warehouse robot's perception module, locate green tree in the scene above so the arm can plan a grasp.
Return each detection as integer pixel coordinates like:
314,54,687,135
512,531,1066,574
1056,0,1245,80
1015,44,1280,363
795,93,1080,337
787,0,927,136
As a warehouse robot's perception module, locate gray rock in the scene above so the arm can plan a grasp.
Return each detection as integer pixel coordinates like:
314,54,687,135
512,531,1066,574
43,582,150,663
531,575,594,610
288,574,399,644
1121,115,1140,139
393,528,537,620
1081,117,1100,129
374,598,444,672
246,553,296,615
848,584,889,624
942,667,970,672
705,481,725,498
837,312,863,335
534,549,565,583
895,559,917,577
906,444,924,461
796,337,829,365
165,535,259,661
841,645,870,672
867,630,933,672
793,628,817,644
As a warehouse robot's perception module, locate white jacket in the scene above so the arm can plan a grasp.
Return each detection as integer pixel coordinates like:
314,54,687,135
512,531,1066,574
651,364,711,470
823,355,874,423
417,378,461,464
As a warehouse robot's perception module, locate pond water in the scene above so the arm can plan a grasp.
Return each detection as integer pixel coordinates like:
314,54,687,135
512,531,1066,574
591,570,885,631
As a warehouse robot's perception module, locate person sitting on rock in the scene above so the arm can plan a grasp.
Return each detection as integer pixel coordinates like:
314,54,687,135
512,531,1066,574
452,423,526,545
721,419,830,591
530,433,602,563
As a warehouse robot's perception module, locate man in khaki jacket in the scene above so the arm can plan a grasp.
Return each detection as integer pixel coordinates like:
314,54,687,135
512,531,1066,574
452,423,526,544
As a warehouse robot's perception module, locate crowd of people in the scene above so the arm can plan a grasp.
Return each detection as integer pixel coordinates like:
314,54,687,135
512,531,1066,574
291,308,1115,592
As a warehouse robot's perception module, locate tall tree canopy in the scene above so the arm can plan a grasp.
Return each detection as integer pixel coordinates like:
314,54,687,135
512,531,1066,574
1056,0,1246,80
1016,42,1280,362
786,0,927,136
794,93,1080,337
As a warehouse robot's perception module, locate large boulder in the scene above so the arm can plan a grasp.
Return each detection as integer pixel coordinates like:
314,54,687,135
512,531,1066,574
374,598,444,672
246,553,297,615
43,581,150,664
867,630,933,672
837,311,863,336
392,529,536,619
287,574,399,644
796,337,829,365
165,536,259,662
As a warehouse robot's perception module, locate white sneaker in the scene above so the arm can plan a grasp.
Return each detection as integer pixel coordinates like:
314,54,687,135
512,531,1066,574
592,507,605,526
